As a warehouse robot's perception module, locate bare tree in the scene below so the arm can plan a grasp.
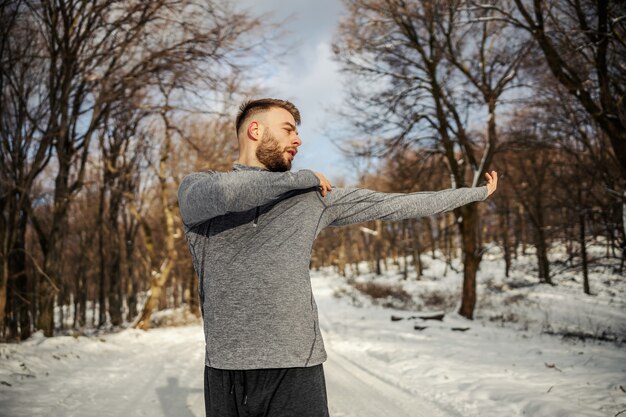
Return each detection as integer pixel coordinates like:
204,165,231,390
96,102,148,327
1,0,263,338
498,137,556,284
481,0,626,178
332,0,528,318
0,1,53,340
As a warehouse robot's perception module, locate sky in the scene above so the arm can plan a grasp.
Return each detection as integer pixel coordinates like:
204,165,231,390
236,0,354,184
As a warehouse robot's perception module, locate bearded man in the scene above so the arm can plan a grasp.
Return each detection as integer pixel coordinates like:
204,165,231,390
178,98,498,417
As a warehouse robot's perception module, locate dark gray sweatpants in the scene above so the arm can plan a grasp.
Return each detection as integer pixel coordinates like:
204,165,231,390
204,364,330,417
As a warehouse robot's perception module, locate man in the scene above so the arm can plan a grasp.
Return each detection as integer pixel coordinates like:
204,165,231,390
178,98,497,417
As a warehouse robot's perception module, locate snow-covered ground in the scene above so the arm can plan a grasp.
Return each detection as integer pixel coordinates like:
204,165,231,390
317,244,625,417
0,325,206,417
1,247,624,416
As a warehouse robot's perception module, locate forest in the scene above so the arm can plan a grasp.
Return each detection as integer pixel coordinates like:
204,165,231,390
1,0,624,342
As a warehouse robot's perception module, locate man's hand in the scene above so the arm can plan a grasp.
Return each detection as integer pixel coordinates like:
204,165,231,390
315,172,332,197
485,170,498,197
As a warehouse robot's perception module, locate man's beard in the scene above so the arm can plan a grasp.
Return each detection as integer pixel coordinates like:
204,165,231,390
256,129,291,172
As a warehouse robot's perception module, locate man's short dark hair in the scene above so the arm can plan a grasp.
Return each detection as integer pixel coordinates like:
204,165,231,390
236,98,301,136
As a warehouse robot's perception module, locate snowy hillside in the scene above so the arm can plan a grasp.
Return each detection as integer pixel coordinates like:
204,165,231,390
332,244,626,342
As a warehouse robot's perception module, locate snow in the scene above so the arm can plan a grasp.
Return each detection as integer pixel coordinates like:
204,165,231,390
0,326,206,417
316,275,625,417
315,244,626,417
1,245,624,416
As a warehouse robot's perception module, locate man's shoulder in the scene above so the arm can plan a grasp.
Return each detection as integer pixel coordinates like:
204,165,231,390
178,170,222,196
183,169,222,177
180,169,227,183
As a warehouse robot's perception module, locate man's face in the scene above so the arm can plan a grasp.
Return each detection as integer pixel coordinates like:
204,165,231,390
255,107,302,172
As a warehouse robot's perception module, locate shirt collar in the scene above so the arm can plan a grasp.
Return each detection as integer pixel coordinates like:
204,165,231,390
232,163,269,172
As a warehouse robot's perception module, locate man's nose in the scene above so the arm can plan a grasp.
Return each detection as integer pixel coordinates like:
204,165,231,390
291,134,302,147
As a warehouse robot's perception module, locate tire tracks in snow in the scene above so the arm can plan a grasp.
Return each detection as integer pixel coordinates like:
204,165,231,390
316,282,461,417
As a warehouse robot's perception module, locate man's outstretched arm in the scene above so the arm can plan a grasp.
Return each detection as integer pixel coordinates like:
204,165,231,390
178,169,330,227
321,171,498,227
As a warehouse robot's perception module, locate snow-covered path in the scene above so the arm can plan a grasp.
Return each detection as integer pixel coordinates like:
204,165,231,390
0,326,447,417
320,289,458,417
0,278,451,417
0,324,206,417
325,349,452,417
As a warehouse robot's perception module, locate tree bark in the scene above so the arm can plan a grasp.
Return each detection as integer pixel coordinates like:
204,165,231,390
458,203,482,319
580,210,590,295
107,198,123,326
531,209,552,285
500,200,512,278
410,220,423,279
97,184,107,327
374,220,383,276
135,110,179,330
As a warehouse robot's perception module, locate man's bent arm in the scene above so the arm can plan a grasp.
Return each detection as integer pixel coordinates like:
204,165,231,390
178,170,320,227
322,186,488,227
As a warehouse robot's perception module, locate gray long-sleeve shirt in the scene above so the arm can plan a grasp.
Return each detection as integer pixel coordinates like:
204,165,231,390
178,163,488,370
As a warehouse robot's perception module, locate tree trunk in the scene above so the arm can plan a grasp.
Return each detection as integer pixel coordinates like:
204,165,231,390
127,277,138,322
135,111,179,330
6,270,17,340
124,218,138,322
500,201,511,278
74,259,87,328
0,257,7,340
1,258,8,340
374,220,383,275
533,225,552,285
107,219,123,326
76,244,88,328
402,221,408,280
410,220,423,278
458,204,482,320
58,286,65,330
135,240,177,330
11,220,29,340
97,185,107,327
345,228,360,277
36,284,55,337
36,129,83,336
91,287,97,328
517,205,526,256
619,190,626,273
426,217,436,257
2,197,32,340
580,210,590,295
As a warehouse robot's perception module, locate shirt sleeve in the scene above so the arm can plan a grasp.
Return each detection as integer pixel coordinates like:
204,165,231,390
321,186,488,227
178,169,320,227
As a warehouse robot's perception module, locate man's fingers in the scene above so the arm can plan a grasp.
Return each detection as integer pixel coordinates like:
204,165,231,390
320,183,331,197
485,170,498,197
315,172,332,198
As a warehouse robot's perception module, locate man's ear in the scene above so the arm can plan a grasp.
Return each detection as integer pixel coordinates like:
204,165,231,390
247,120,262,141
